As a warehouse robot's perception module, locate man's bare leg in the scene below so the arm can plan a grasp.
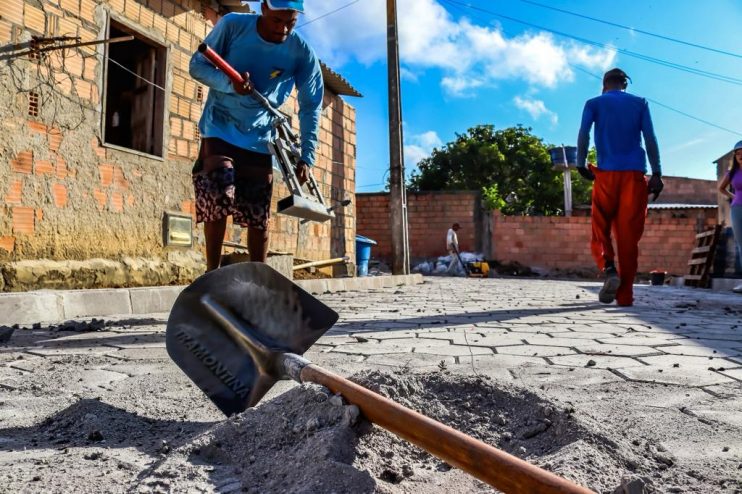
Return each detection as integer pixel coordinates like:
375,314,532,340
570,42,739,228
205,218,228,272
248,226,269,262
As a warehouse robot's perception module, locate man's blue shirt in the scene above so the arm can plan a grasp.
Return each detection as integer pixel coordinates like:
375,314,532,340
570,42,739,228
577,90,661,174
189,13,324,165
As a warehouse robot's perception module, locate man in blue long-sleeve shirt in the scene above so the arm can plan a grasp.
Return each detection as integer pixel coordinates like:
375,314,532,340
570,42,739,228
576,68,664,306
189,0,323,271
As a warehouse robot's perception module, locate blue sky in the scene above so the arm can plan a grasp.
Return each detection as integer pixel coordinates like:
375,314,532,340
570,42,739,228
295,0,742,191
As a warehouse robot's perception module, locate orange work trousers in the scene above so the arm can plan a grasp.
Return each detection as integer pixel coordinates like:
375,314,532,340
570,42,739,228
589,166,648,306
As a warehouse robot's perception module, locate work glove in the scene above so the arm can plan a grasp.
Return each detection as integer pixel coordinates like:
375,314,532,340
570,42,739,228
648,173,664,202
295,160,309,185
232,72,254,95
576,166,595,181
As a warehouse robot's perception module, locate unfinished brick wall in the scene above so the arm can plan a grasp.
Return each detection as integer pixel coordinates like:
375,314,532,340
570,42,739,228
658,176,718,205
492,210,717,276
0,1,356,284
356,191,484,261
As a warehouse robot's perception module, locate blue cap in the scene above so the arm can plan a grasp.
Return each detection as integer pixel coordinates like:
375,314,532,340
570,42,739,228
734,140,742,151
264,0,303,12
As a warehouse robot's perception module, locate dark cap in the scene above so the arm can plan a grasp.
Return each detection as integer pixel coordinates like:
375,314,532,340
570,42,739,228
603,68,631,86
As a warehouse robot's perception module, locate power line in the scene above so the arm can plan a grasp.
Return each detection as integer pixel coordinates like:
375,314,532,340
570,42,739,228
297,0,363,29
571,65,742,137
443,0,742,135
517,0,742,59
107,56,167,92
442,0,742,86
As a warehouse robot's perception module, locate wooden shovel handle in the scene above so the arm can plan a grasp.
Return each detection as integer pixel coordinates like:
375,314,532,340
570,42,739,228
300,364,594,494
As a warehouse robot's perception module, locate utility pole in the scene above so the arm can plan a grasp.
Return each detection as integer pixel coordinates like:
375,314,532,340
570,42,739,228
386,0,410,275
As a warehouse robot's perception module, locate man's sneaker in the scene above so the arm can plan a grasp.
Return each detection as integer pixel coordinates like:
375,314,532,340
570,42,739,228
599,267,620,304
733,284,742,294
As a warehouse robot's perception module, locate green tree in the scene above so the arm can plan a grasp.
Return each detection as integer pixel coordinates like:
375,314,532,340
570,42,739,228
408,125,592,215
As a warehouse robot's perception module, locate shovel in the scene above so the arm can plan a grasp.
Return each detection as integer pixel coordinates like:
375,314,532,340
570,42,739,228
167,264,592,494
452,244,470,277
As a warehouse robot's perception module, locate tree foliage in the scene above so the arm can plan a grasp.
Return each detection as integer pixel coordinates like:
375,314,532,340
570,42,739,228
408,125,593,215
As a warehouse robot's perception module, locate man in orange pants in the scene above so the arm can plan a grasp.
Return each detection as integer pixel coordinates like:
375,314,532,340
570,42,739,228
576,68,664,306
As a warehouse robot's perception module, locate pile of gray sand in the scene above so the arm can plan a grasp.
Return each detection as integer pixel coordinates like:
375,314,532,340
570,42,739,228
133,370,720,493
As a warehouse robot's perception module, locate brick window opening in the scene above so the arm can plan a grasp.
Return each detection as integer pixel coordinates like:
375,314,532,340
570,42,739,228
28,91,40,117
196,85,204,103
103,19,167,157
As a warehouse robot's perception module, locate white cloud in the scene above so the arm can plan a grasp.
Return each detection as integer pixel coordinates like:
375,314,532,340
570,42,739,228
441,76,485,98
299,0,616,95
665,137,707,154
404,130,443,167
400,67,420,82
514,96,558,125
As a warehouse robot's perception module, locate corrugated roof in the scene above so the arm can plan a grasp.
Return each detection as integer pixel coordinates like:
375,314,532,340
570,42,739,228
320,61,362,97
647,203,717,209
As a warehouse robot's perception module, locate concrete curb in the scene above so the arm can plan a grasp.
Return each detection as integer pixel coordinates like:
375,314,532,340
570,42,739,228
0,274,424,326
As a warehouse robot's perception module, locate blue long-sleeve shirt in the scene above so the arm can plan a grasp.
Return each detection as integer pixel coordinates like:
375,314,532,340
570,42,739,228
189,13,324,165
576,90,661,175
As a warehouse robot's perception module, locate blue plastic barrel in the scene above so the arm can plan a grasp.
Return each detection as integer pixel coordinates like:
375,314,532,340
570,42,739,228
548,146,577,168
355,234,377,277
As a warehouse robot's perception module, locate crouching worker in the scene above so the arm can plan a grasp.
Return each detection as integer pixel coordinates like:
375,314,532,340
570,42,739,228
189,0,323,271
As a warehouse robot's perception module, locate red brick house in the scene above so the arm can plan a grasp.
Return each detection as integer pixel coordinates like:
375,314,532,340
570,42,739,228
0,1,360,290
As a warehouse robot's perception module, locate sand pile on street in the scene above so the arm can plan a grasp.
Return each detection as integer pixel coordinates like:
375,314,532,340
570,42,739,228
132,370,668,494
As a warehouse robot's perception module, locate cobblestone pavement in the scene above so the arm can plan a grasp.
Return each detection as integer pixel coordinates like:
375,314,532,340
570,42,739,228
1,277,741,492
318,278,742,390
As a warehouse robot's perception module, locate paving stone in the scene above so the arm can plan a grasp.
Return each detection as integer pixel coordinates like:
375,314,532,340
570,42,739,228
418,332,526,347
681,333,742,342
510,366,624,387
548,354,645,369
25,346,112,357
102,362,173,377
638,355,742,368
677,339,742,352
498,325,576,334
571,343,660,357
495,345,577,357
521,335,582,348
330,342,413,355
347,330,421,340
596,336,684,347
0,366,30,390
616,366,735,387
549,331,628,340
105,348,169,361
79,368,130,388
414,344,493,357
718,368,742,382
6,356,50,373
655,345,742,358
363,353,456,370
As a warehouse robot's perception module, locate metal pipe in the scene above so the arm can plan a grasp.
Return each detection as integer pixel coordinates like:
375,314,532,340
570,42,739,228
293,256,349,271
5,35,134,60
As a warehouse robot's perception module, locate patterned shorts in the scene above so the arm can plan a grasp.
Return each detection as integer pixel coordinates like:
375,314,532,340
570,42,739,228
192,138,273,230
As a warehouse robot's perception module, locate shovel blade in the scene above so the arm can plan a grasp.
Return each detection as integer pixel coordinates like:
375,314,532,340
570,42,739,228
166,262,338,416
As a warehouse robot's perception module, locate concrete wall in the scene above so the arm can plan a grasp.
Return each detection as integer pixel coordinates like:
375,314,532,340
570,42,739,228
0,0,356,290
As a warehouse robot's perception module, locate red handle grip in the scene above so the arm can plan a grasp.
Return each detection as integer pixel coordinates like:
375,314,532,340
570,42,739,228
198,43,244,85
